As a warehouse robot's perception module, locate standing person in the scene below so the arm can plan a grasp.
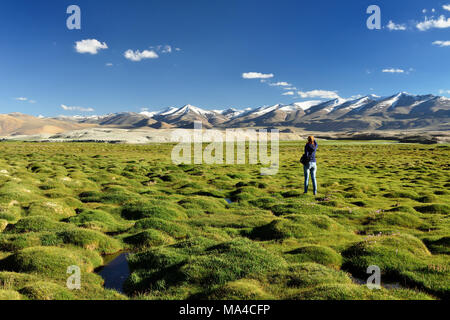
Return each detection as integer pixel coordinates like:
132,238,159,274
303,136,318,195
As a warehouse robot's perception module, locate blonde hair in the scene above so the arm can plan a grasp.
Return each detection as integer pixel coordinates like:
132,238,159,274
307,136,315,145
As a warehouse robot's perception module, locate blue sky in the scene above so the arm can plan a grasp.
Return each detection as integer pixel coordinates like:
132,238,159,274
1,0,450,116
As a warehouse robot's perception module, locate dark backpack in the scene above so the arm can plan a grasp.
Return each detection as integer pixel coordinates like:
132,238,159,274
300,143,316,165
300,153,310,166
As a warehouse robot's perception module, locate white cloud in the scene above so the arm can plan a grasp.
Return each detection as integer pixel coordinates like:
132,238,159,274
161,45,172,53
124,49,159,62
282,91,295,96
387,20,406,31
439,89,450,94
242,72,274,79
433,40,450,47
423,9,427,14
444,5,450,11
382,68,405,73
150,45,180,54
298,90,340,99
106,63,113,67
75,39,108,54
416,15,450,31
61,104,94,112
269,81,291,87
15,97,36,103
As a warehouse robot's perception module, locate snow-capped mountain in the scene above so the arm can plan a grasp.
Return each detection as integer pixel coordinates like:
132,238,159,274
152,104,228,128
299,98,348,120
343,92,435,118
46,92,450,131
213,108,248,119
308,95,381,120
139,111,157,118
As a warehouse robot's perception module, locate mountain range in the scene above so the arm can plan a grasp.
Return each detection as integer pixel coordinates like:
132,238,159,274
1,92,449,136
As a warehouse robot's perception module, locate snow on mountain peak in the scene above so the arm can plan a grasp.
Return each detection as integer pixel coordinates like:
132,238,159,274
139,111,157,117
251,104,283,116
290,101,322,111
158,107,179,116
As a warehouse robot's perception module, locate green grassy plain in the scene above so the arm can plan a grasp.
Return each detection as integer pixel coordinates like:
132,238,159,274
0,141,448,300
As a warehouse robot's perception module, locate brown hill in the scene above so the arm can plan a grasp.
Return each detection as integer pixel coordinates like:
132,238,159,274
0,113,91,136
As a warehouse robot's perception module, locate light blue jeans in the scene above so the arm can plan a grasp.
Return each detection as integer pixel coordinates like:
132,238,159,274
304,162,317,194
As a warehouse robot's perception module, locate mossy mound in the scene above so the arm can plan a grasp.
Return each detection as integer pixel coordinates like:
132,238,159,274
79,187,140,204
288,283,432,300
121,200,186,220
343,243,418,277
57,229,122,254
414,204,450,214
126,238,286,294
248,197,278,210
366,212,428,229
0,289,22,300
268,263,352,289
248,215,346,240
178,196,226,214
19,281,75,300
124,229,174,248
286,245,343,268
27,201,75,220
0,219,7,232
422,236,450,255
127,246,188,272
206,279,273,300
400,265,450,299
127,237,217,273
281,190,304,198
167,236,219,255
383,190,419,200
0,271,39,289
343,234,431,278
132,218,189,239
230,187,265,202
342,234,449,298
0,182,38,202
0,246,102,276
0,201,22,222
180,238,287,286
0,232,53,251
67,209,130,233
11,216,73,233
385,205,417,214
416,194,438,203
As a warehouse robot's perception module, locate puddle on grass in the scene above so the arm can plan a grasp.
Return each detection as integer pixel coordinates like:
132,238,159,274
97,252,131,294
225,198,233,204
